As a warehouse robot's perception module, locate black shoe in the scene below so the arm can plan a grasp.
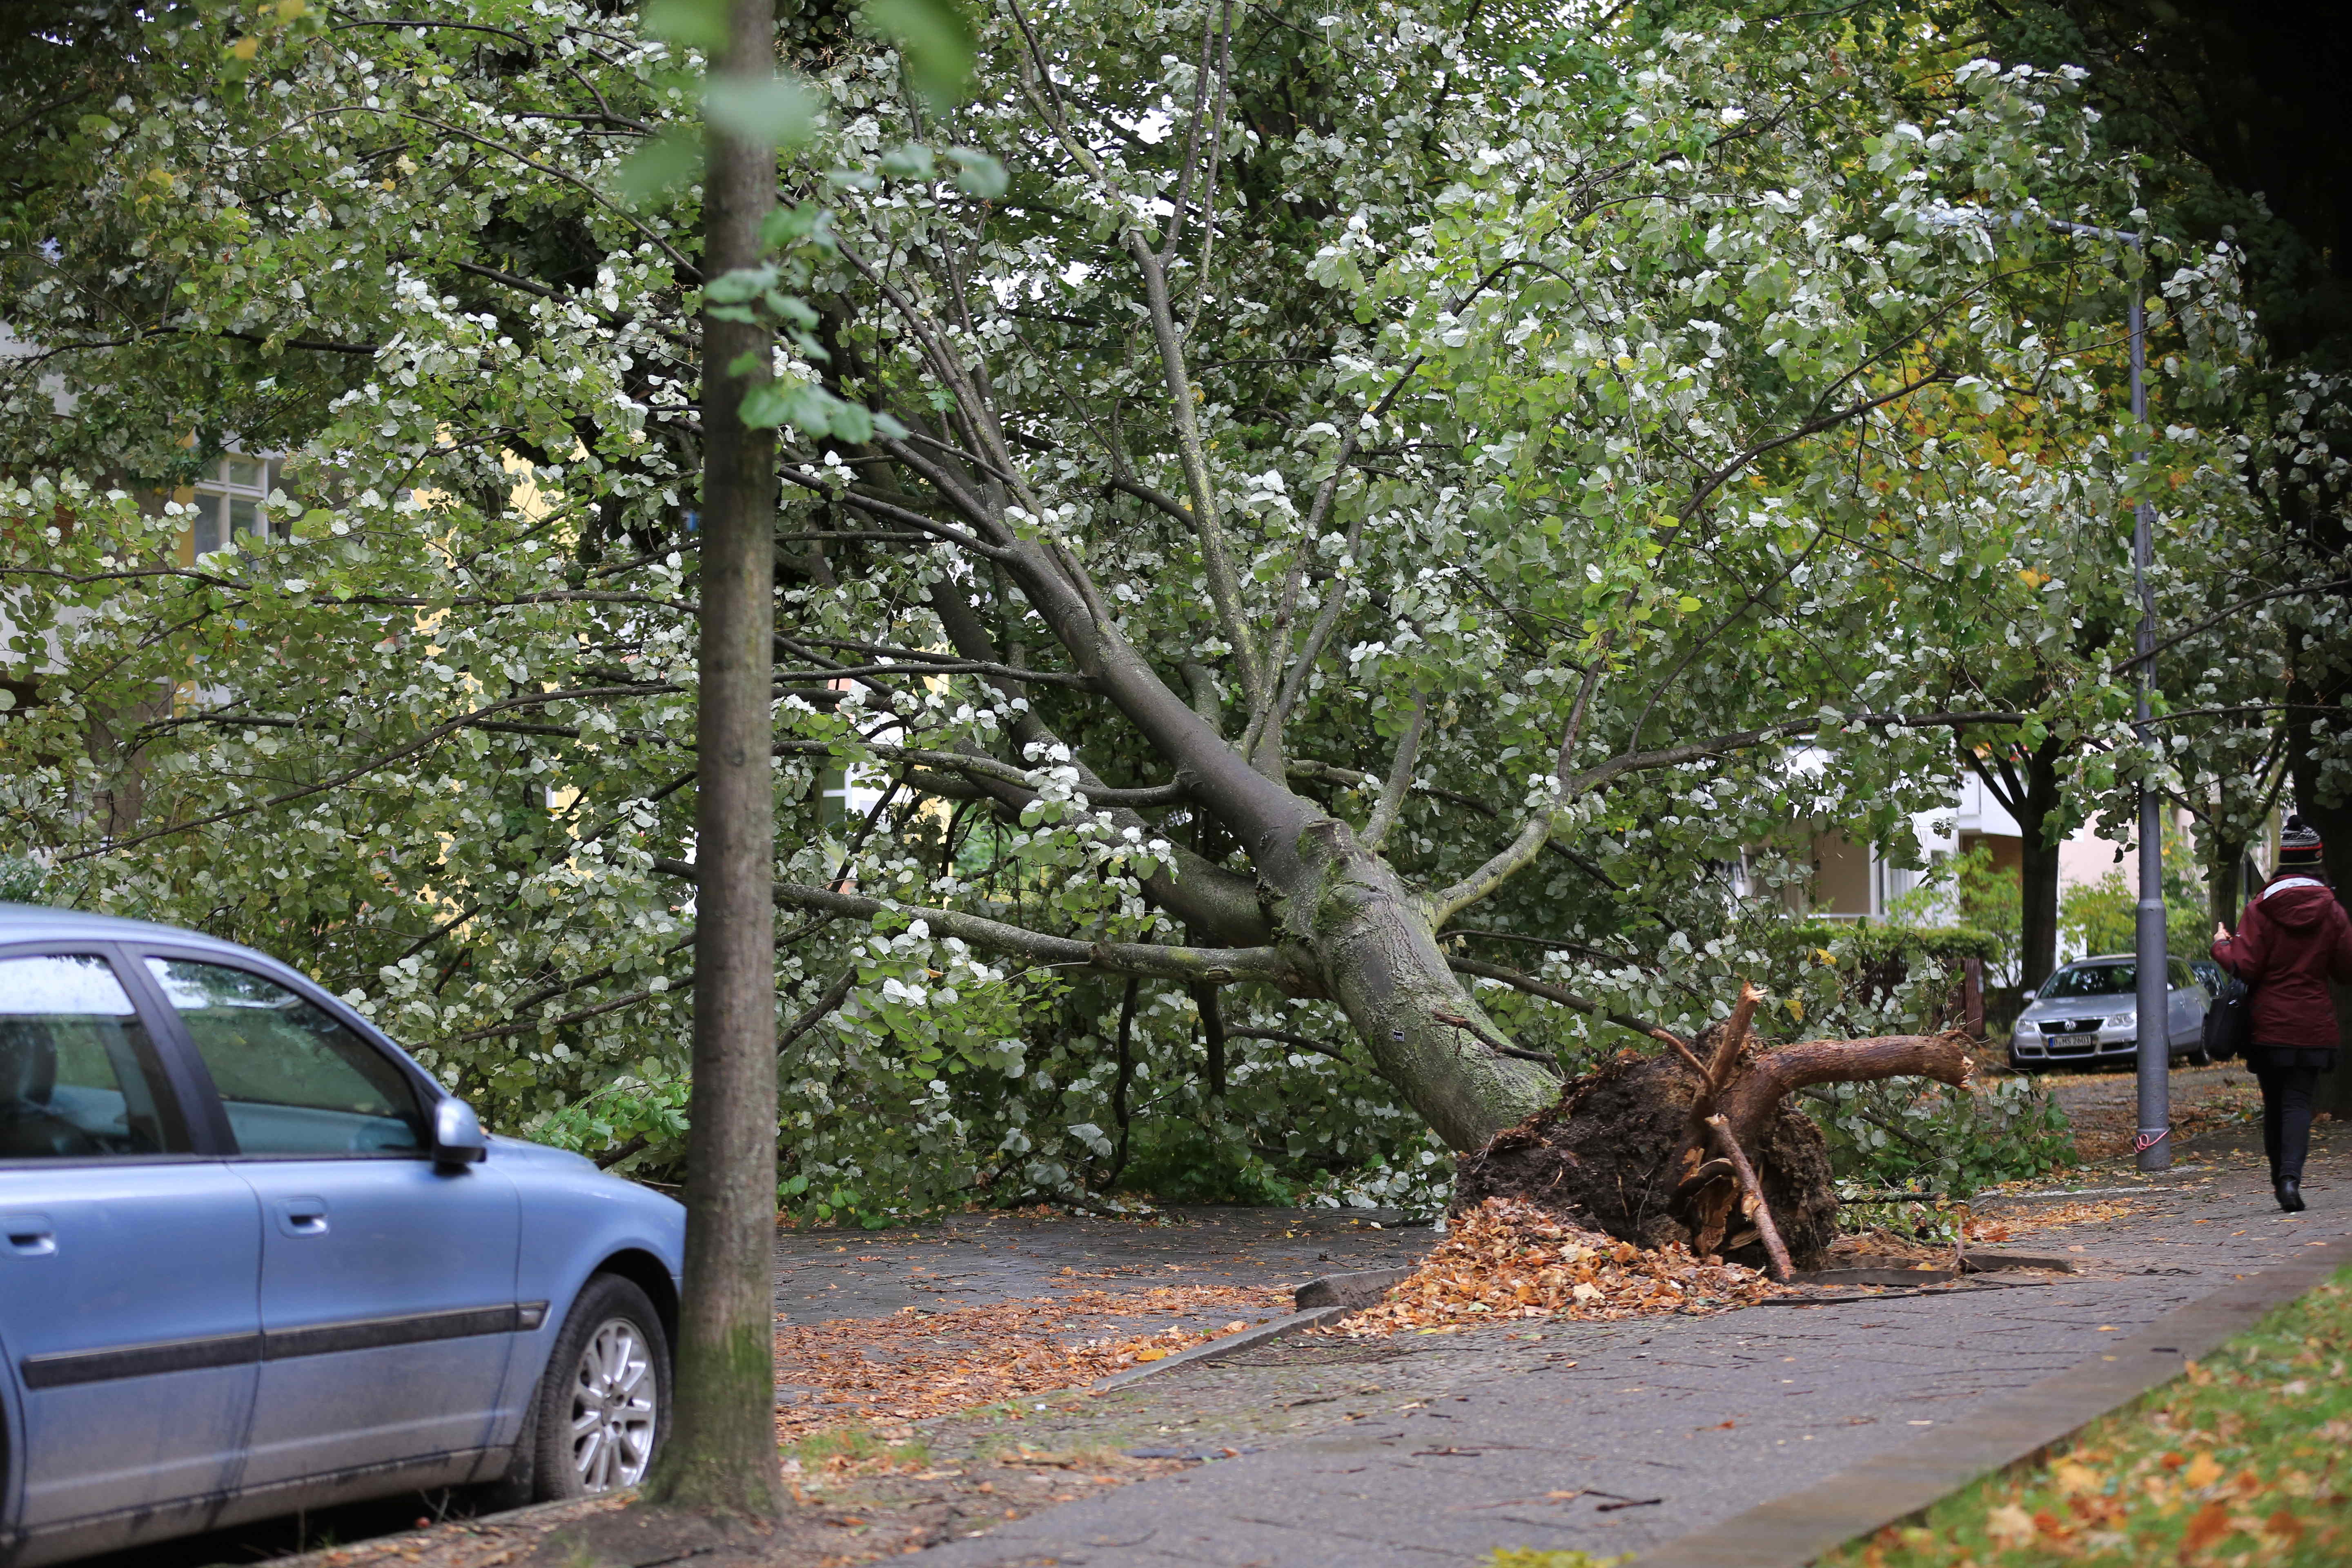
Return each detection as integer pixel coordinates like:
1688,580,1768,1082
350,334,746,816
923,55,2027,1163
2277,1180,2306,1213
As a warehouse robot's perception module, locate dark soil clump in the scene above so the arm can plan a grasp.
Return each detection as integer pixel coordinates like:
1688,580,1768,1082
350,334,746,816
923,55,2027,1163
1450,1050,1839,1271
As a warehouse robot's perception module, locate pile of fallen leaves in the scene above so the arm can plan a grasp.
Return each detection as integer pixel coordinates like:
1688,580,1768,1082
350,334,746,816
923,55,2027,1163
773,1283,1286,1438
1324,1198,1779,1337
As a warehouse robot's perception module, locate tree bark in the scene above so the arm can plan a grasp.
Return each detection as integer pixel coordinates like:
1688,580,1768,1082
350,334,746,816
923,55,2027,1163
1281,818,1562,1151
1704,1114,1793,1283
641,0,784,1519
964,518,1561,1149
1714,1033,1975,1148
2013,739,2066,989
2209,834,2246,935
1964,735,2067,990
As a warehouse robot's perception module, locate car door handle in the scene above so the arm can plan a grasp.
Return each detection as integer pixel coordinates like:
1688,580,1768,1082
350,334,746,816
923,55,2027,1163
1,1214,55,1257
273,1198,329,1237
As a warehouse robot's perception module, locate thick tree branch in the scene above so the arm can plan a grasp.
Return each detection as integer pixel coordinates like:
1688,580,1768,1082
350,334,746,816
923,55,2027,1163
771,737,1183,806
650,857,1309,987
1717,1032,1976,1147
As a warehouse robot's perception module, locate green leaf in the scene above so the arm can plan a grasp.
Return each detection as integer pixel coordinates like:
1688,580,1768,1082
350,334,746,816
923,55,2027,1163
704,76,815,147
864,0,976,108
704,265,779,304
613,127,702,206
879,143,936,179
947,146,1008,198
760,203,833,251
640,0,732,51
738,380,885,440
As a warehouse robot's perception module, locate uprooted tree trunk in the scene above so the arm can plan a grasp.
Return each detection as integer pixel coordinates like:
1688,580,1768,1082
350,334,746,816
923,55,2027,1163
1452,986,1976,1271
687,5,2016,1248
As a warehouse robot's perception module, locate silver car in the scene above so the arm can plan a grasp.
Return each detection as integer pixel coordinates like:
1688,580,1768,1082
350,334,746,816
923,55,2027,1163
2007,954,2211,1070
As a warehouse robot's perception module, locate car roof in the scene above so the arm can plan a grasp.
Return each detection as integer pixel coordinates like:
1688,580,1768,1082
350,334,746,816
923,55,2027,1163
0,902,270,962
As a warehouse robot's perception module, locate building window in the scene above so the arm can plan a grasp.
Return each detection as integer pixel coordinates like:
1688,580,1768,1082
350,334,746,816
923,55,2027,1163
184,453,276,560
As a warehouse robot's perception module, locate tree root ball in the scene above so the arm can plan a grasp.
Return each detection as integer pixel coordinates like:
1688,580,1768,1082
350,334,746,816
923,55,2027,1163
1449,1051,1839,1272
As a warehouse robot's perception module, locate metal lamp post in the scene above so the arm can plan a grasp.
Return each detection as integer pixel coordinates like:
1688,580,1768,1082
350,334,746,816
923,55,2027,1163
1926,209,2168,1166
2045,220,2169,1170
2125,251,2171,1172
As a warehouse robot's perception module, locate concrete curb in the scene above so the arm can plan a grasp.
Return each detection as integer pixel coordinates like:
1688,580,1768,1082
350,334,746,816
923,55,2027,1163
1091,1259,1434,1391
1632,1232,2350,1567
1294,1265,1417,1310
1092,1303,1356,1390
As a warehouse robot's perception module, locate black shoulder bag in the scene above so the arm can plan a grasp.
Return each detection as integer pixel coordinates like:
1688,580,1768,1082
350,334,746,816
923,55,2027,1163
2204,967,2255,1062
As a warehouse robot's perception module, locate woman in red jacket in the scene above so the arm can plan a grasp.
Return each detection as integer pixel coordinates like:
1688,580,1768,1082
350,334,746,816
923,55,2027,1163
2212,815,2352,1212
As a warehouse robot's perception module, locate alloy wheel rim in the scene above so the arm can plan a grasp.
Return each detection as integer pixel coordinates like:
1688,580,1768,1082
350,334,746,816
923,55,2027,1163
569,1318,657,1492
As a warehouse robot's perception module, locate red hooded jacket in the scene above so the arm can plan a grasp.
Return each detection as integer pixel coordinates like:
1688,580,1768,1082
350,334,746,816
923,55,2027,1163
2212,875,2352,1048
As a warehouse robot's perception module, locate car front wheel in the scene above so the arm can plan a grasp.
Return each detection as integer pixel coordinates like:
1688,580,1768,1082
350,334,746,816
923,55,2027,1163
529,1273,670,1499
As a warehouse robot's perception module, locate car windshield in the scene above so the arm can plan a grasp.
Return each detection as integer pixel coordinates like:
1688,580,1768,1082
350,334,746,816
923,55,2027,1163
2040,963,2135,999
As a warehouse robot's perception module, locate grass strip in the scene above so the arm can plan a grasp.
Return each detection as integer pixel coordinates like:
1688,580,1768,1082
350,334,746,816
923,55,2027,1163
1815,1263,2352,1567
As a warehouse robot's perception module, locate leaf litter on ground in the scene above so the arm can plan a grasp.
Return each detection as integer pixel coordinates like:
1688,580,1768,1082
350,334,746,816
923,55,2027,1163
774,1281,1289,1439
1320,1197,1780,1336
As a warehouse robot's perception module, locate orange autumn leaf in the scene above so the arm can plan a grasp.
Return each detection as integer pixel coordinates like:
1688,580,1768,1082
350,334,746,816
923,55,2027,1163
2181,1500,2232,1554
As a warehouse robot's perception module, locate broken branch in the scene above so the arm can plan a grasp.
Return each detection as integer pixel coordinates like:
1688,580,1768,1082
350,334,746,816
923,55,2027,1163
1706,1114,1793,1284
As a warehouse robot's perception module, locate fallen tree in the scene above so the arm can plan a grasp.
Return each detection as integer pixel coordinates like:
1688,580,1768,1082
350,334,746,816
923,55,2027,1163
1,0,2221,1221
1454,987,1976,1269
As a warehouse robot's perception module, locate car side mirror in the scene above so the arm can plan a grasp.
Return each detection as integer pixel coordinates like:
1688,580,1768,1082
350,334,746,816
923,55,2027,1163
431,1098,488,1168
2022,990,2036,1003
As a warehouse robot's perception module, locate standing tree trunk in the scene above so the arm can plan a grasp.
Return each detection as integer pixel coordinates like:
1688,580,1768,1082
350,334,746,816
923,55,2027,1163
1969,735,2067,991
641,0,783,1519
2209,833,2247,935
2016,741,2066,990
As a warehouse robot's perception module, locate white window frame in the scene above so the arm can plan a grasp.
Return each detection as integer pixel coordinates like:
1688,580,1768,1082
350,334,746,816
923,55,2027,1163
183,451,277,561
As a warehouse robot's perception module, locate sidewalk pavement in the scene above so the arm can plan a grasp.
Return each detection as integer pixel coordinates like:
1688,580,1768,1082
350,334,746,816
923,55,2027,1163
893,1120,2347,1566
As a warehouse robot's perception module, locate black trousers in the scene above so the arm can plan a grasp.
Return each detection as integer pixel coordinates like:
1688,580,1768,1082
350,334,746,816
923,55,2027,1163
2254,1062,2322,1183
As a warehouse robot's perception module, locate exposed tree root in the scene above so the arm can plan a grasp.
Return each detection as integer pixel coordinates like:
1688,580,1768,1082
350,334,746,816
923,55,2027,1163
1452,1010,1974,1272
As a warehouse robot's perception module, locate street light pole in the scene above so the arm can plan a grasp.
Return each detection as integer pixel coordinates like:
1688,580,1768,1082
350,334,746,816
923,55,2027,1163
1919,207,2169,1163
2127,245,2172,1172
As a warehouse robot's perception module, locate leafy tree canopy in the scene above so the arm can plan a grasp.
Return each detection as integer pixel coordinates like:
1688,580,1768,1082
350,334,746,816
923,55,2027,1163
0,0,2254,1216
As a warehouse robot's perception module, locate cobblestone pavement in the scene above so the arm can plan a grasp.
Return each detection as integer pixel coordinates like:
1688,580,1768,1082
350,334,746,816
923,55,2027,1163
884,1121,2347,1567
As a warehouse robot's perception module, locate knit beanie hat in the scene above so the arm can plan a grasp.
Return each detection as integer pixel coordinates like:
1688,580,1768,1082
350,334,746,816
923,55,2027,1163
2279,814,2325,869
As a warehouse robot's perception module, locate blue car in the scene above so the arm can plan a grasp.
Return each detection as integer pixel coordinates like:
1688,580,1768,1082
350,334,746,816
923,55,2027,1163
0,906,686,1566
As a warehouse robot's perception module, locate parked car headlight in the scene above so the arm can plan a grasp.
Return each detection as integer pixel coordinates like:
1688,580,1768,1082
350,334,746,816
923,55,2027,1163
2100,1011,2136,1031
